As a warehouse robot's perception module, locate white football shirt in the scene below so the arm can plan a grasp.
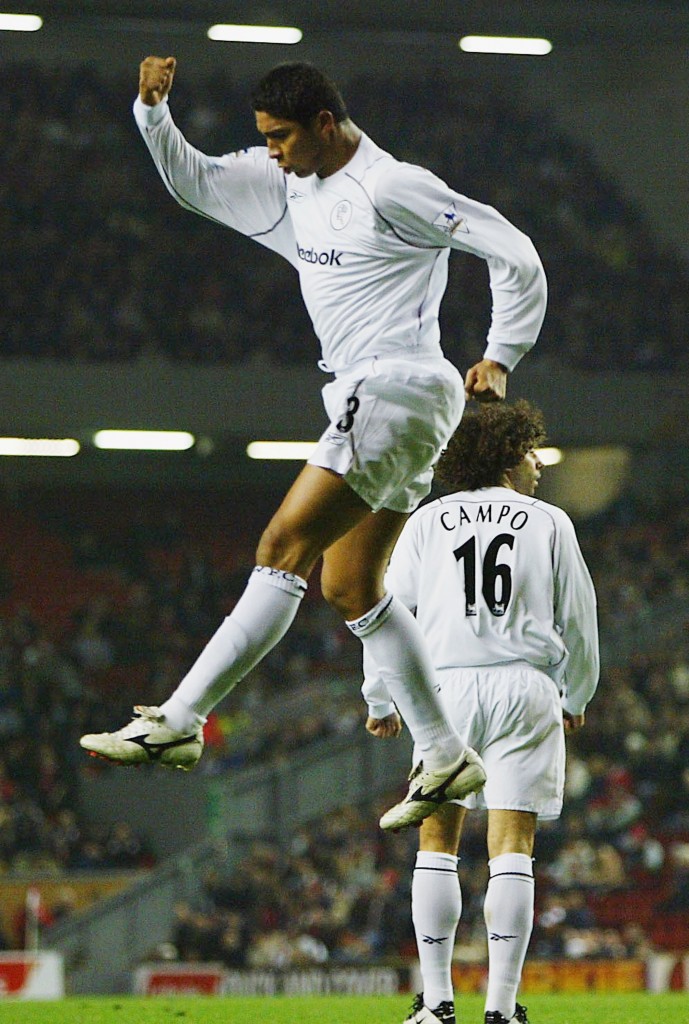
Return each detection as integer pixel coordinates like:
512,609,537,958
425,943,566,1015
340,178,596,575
134,99,546,375
363,486,599,717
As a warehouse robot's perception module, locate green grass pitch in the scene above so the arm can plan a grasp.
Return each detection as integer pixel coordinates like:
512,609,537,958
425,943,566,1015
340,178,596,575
0,993,687,1023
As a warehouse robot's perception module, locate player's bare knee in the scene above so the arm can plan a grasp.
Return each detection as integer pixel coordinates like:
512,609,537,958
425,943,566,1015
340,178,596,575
255,522,288,567
321,575,380,620
320,576,349,616
255,521,304,571
255,521,318,576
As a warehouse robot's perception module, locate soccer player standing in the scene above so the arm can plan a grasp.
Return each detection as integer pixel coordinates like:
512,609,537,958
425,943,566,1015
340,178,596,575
81,59,547,829
364,401,599,1023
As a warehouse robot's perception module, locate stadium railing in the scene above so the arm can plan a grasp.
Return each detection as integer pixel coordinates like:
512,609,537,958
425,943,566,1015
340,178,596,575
45,728,413,994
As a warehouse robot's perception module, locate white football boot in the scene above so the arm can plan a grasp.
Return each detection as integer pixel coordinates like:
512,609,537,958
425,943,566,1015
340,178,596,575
379,749,486,831
80,705,203,770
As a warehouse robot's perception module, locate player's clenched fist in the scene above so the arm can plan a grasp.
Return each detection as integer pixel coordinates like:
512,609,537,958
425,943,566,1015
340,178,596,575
139,56,176,107
464,358,508,403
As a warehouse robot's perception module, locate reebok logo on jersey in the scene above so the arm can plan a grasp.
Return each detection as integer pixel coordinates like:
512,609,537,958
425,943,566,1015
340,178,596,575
433,202,469,235
297,245,344,266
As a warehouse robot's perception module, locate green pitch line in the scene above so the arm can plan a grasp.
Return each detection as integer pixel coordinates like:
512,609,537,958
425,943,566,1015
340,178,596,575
0,993,687,1023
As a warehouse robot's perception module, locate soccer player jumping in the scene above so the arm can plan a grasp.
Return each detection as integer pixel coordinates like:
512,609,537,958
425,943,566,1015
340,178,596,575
80,59,547,830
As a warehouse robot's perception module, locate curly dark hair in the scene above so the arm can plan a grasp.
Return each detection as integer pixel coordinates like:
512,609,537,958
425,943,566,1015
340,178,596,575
436,399,547,492
250,62,349,127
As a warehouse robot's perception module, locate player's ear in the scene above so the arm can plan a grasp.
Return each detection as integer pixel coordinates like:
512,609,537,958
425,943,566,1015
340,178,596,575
315,109,336,136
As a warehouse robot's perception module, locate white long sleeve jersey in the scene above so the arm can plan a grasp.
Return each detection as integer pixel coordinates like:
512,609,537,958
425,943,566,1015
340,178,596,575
134,98,547,374
364,487,599,717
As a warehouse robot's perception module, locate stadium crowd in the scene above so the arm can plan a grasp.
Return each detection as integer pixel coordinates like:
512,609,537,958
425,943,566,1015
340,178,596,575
1,484,689,960
1,62,687,371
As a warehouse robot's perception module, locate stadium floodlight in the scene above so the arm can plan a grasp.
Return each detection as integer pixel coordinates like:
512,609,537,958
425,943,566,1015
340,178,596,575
247,441,317,460
0,437,80,457
459,35,552,55
208,24,302,44
0,13,42,31
247,441,564,465
93,430,195,451
536,447,563,466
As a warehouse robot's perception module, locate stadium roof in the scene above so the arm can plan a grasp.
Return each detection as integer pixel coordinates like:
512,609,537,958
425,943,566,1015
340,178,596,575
26,0,689,47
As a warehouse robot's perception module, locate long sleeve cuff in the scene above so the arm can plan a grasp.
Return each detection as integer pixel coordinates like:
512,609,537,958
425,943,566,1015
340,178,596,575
483,339,533,373
561,694,587,717
367,700,397,720
133,95,169,127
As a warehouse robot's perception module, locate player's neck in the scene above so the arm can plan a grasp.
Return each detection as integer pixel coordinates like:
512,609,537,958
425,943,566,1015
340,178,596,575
319,120,362,177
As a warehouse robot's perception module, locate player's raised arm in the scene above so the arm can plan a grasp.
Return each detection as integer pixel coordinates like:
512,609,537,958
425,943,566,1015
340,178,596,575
139,55,176,107
132,58,294,259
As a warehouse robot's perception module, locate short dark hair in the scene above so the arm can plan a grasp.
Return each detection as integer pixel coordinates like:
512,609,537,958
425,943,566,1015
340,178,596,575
436,400,547,492
250,62,349,126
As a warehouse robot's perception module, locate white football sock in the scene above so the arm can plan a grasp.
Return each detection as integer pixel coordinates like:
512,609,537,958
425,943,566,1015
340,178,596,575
483,852,534,1019
412,850,461,1008
160,566,306,732
346,594,464,770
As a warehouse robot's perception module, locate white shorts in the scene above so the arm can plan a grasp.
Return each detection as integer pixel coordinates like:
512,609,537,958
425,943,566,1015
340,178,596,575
308,356,464,513
415,663,566,820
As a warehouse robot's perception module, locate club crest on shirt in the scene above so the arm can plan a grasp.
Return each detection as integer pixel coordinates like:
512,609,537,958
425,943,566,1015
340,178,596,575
433,202,469,235
330,200,352,230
